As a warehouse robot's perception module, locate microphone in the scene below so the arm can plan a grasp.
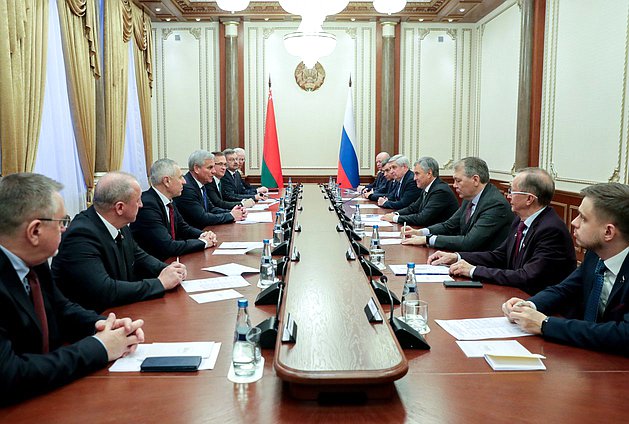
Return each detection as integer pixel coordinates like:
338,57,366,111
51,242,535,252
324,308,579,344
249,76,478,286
256,279,284,349
380,276,429,350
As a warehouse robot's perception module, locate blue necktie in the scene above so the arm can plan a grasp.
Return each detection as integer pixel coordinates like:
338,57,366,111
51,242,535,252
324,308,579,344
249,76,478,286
201,186,208,211
584,259,606,322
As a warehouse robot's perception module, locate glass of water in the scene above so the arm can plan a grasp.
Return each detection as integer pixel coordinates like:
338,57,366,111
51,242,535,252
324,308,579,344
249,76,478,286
246,327,262,366
404,300,429,334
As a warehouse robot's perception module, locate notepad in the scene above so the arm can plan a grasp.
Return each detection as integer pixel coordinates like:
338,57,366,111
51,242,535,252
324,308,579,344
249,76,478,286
483,354,546,371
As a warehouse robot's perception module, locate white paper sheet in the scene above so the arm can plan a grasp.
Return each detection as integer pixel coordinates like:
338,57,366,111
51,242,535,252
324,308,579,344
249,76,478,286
416,275,454,283
212,249,250,255
358,204,381,209
219,242,264,250
189,289,243,304
258,198,278,204
455,340,532,358
435,317,534,340
379,231,401,238
364,221,393,227
247,204,269,211
389,264,450,275
109,342,221,372
379,238,401,245
181,276,250,293
203,263,259,276
235,211,273,224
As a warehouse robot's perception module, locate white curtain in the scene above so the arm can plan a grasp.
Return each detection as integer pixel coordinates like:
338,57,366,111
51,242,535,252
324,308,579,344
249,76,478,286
121,39,149,190
34,0,87,217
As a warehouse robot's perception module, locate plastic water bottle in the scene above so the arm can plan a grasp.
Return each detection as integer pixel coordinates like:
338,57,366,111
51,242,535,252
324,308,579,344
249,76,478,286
353,204,364,235
401,262,418,317
232,299,255,376
259,239,275,288
371,224,381,247
273,212,283,246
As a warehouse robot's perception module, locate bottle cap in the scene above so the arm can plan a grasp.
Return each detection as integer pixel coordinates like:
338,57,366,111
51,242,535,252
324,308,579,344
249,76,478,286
238,298,248,307
263,239,270,244
373,224,379,229
407,262,415,268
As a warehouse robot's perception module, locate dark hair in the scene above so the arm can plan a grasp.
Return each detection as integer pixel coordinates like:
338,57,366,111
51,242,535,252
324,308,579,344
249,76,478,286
517,167,555,206
581,182,629,242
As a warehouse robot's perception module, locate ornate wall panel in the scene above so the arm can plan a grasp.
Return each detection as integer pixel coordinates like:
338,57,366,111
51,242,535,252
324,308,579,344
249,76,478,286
151,23,221,168
540,0,629,191
476,2,521,179
244,22,376,176
399,23,475,173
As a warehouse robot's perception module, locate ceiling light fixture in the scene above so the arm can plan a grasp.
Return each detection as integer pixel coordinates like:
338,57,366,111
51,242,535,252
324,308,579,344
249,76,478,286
216,0,250,14
373,0,407,15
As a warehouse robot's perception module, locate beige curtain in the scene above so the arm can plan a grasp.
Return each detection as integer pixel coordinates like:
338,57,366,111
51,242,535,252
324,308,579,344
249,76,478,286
57,0,100,197
131,2,154,174
0,0,48,174
104,0,132,171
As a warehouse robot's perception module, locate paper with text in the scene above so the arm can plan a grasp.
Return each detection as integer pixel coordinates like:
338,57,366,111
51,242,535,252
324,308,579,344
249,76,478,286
190,289,243,304
435,317,533,340
182,276,250,293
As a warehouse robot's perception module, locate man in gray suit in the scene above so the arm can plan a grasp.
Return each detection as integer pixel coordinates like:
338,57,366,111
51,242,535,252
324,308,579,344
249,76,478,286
402,157,514,251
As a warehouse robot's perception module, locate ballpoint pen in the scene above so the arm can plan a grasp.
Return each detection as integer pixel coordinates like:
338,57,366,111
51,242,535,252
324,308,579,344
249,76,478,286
402,222,407,239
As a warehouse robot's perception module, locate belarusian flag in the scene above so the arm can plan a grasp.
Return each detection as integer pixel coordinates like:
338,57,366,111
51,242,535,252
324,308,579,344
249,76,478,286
261,87,284,189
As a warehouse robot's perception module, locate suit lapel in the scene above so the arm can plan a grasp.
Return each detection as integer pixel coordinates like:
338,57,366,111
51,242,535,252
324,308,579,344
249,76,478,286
0,252,42,334
86,207,128,281
606,254,629,310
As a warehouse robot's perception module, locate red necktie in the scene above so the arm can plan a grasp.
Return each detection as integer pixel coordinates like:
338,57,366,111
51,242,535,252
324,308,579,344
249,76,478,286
27,269,49,353
513,221,527,258
167,203,176,239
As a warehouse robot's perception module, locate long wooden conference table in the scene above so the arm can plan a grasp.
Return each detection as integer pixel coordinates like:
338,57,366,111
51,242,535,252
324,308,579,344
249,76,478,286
2,184,628,423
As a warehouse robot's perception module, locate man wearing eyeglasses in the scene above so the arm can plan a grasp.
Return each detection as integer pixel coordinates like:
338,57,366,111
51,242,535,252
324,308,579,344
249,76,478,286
52,172,187,313
0,173,144,405
428,168,576,295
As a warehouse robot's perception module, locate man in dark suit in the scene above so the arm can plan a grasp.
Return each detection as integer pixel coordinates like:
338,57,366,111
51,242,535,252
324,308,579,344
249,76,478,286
503,182,629,355
428,168,576,295
376,155,422,209
382,156,458,227
365,156,394,201
221,148,268,202
357,151,390,194
52,172,186,312
130,159,217,261
0,173,144,405
174,150,246,229
207,151,254,210
402,157,514,251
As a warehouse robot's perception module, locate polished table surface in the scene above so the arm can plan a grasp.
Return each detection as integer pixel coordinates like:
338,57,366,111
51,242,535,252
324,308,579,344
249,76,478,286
2,185,628,423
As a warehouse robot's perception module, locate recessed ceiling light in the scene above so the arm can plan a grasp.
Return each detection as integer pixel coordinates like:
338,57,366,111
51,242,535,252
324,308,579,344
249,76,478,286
459,8,465,12
448,18,453,22
419,18,424,22
350,18,355,22
165,18,171,21
264,17,269,21
196,18,201,21
155,8,161,12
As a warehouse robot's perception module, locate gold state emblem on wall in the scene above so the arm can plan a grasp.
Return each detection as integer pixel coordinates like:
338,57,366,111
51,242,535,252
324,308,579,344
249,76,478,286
294,62,326,92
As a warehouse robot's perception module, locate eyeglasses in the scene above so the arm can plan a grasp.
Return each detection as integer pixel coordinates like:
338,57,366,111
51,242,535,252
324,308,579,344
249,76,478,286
215,162,227,166
38,215,71,228
507,188,537,198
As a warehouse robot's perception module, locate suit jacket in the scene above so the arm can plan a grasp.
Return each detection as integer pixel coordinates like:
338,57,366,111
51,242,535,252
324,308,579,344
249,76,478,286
206,178,241,210
460,207,576,295
426,183,514,251
396,177,459,227
0,254,108,405
52,206,167,312
365,171,387,192
221,170,257,201
381,169,423,210
174,172,234,229
130,187,206,261
368,179,394,201
528,250,629,355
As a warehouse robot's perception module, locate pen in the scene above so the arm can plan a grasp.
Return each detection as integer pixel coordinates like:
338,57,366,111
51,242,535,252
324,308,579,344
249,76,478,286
402,222,407,238
176,257,180,263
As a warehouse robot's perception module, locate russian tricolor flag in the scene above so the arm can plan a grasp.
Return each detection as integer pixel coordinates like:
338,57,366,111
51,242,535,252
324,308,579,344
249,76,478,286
336,84,360,188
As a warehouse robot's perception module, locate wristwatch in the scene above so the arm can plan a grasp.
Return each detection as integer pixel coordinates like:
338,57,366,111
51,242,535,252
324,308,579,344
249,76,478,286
540,316,550,334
